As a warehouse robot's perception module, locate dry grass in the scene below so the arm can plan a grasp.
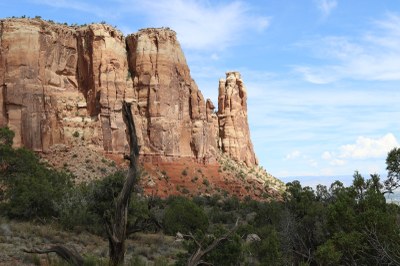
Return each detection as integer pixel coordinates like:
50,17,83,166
0,217,184,265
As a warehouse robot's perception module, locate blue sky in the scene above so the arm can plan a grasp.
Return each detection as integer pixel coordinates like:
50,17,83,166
2,0,400,187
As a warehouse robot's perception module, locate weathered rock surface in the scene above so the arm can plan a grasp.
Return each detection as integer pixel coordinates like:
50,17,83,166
0,18,258,170
76,24,131,153
126,28,217,162
0,19,76,150
218,72,258,166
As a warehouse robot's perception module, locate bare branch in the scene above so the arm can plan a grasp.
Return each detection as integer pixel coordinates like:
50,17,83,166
22,245,84,266
184,219,240,266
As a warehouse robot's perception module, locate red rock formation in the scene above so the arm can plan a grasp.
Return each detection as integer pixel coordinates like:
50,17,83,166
76,24,131,153
0,18,256,167
0,19,76,150
126,28,217,162
0,18,283,199
218,72,258,166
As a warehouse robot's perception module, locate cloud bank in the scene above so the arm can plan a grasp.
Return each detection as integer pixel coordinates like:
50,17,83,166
322,133,399,166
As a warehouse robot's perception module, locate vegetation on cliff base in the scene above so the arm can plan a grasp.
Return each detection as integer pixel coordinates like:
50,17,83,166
0,127,73,220
2,125,400,265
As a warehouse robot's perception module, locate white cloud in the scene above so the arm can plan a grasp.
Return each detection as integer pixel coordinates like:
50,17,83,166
285,150,301,160
308,159,318,167
322,151,333,160
338,133,399,159
294,66,339,84
210,53,219,61
330,158,346,166
295,13,400,83
315,0,337,17
322,133,399,163
132,0,271,51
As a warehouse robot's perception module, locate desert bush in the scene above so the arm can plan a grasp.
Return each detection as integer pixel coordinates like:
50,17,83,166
163,196,208,235
128,255,147,266
208,207,236,224
205,230,243,266
57,184,100,231
82,255,108,266
88,171,126,220
0,133,73,219
0,126,14,146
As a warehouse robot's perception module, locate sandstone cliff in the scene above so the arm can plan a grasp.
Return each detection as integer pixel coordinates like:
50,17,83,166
0,19,222,162
0,18,282,198
126,28,217,161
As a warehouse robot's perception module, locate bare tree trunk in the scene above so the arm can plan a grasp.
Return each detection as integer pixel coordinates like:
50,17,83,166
22,245,84,266
104,101,140,266
22,101,140,266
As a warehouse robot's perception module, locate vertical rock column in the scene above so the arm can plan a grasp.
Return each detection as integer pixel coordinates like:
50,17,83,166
126,28,217,161
76,24,132,153
218,72,258,166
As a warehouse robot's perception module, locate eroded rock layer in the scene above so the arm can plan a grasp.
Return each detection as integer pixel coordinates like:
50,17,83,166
0,18,257,167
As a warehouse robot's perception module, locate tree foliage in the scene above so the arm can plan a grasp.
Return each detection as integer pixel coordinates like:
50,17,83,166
385,147,400,193
0,128,73,219
3,124,400,265
164,196,209,235
0,126,14,146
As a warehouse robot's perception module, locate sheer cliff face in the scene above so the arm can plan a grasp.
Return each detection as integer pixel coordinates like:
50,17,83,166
0,19,256,166
0,19,77,151
126,28,217,160
76,24,131,153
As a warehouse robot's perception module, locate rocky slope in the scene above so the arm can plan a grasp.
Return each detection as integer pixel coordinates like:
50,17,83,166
0,18,284,198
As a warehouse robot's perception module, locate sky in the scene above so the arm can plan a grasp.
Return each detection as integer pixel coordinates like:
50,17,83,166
1,0,400,187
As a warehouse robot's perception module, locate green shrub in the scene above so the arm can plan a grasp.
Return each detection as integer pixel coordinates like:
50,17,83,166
164,196,208,235
315,240,342,266
251,225,282,265
83,255,108,266
221,196,240,211
154,256,169,266
88,171,126,220
128,255,147,266
0,140,73,219
0,127,14,146
177,225,244,266
209,207,236,224
205,231,243,266
57,184,100,231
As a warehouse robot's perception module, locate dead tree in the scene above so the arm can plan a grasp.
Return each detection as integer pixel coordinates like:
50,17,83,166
22,101,140,266
183,219,240,266
104,101,140,266
22,245,84,266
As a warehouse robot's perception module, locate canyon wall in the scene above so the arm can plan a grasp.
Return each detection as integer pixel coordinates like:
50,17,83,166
0,18,257,166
